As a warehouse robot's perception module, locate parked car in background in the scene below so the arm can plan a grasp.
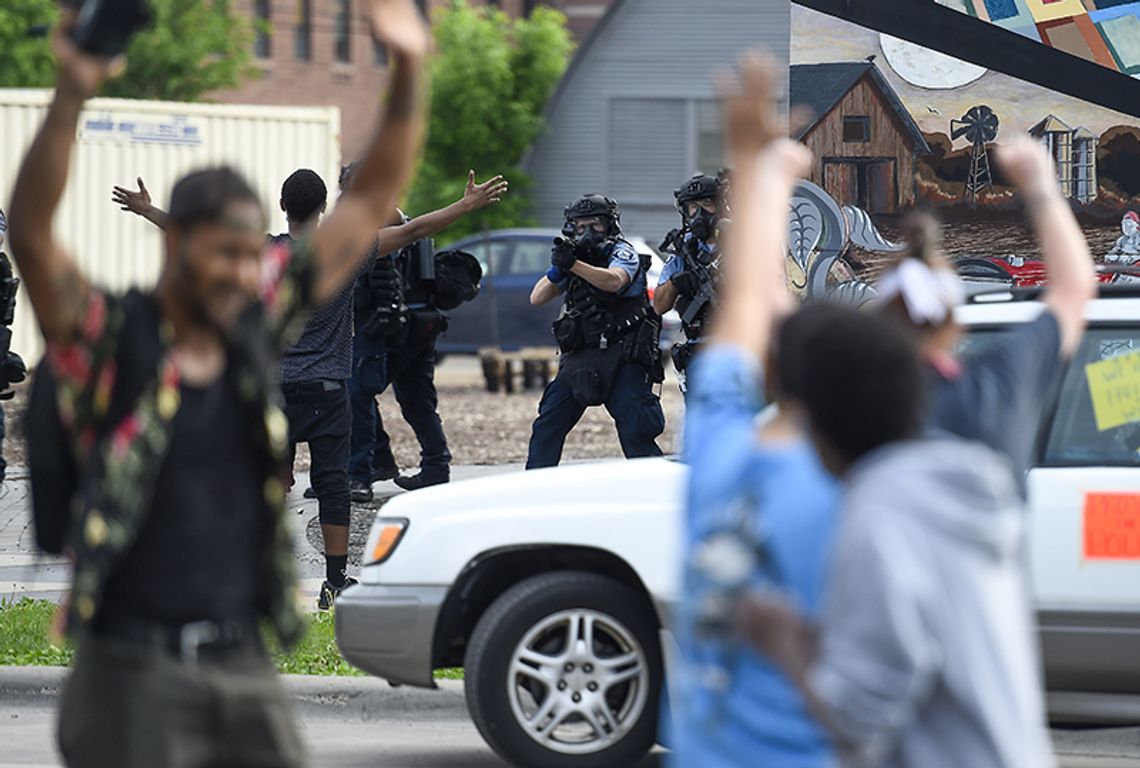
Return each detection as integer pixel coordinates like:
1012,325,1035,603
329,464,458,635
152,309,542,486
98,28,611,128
436,229,678,355
956,255,1139,288
337,286,1140,768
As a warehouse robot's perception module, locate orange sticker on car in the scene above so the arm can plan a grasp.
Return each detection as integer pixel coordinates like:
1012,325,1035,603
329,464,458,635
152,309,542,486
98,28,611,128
1084,493,1140,559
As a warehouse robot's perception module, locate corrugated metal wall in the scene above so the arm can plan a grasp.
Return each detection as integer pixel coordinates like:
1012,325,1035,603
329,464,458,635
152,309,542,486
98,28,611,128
0,90,341,362
524,0,790,243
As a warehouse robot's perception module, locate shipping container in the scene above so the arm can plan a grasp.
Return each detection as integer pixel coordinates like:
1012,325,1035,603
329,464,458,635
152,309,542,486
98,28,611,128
0,90,341,362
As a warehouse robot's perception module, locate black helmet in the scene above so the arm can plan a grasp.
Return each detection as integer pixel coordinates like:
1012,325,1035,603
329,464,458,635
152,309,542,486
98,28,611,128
674,174,724,208
563,194,622,237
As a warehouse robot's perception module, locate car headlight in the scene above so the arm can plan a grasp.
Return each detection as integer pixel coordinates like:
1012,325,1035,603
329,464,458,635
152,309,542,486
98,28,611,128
367,518,409,565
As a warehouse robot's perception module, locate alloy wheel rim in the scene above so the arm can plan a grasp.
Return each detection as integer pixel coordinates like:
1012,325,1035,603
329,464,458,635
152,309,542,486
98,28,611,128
506,608,649,755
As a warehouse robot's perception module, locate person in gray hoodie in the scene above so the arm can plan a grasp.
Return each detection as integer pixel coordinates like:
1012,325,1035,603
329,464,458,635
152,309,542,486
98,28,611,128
737,303,1055,768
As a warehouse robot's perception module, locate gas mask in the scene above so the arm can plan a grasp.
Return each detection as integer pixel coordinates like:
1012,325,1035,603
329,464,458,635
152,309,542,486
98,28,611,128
575,228,604,258
686,207,718,243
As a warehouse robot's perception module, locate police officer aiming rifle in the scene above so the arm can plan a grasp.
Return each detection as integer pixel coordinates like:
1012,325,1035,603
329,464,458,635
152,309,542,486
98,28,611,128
654,172,730,392
525,194,665,468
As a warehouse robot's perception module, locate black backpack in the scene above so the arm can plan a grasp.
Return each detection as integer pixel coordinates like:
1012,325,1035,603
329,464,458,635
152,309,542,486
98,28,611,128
431,249,482,311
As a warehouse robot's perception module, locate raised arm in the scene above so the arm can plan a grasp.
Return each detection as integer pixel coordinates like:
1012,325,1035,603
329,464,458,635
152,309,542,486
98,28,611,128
995,136,1096,357
709,55,812,362
310,0,429,304
112,177,169,231
375,171,507,255
7,22,117,343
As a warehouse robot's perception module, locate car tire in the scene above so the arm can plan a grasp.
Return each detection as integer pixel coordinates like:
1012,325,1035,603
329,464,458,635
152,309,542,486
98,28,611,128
464,570,662,768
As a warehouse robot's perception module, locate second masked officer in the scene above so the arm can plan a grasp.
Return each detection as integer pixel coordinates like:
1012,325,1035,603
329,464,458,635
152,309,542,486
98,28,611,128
525,195,665,469
653,173,728,392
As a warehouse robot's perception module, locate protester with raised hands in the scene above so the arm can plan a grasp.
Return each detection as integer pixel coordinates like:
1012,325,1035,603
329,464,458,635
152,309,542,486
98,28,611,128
668,55,840,768
8,1,429,765
876,137,1096,487
671,54,1066,767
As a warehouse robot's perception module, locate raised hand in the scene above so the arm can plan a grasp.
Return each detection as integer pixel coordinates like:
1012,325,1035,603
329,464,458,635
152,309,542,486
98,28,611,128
995,135,1059,197
463,171,509,212
720,53,786,160
112,177,153,216
366,0,431,59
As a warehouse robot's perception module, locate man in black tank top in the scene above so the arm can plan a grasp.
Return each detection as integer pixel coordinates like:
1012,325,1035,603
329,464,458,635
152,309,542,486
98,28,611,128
10,3,430,765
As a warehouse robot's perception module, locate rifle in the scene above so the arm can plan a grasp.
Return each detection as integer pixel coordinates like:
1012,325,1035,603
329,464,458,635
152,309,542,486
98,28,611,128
661,227,720,327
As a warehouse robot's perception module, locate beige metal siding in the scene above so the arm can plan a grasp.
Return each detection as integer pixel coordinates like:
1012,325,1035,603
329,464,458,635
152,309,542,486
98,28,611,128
0,90,341,362
525,0,790,241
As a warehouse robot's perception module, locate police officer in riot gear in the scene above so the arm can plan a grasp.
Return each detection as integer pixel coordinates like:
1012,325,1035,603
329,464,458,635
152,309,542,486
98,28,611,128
654,173,729,391
526,195,665,468
0,209,26,481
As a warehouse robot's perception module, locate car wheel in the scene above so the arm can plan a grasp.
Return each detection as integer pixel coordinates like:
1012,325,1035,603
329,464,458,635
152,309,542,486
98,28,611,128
464,570,662,768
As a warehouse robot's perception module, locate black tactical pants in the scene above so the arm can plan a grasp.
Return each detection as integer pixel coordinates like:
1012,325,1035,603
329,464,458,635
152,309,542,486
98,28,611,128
349,333,451,483
526,358,665,469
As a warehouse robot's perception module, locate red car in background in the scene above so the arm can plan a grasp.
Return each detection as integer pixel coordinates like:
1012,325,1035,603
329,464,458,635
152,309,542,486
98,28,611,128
956,256,1138,287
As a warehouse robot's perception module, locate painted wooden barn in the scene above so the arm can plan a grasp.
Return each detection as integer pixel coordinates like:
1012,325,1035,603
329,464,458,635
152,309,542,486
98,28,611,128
790,61,930,214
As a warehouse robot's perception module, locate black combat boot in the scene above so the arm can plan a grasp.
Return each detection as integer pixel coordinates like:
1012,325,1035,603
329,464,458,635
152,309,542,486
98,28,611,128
349,480,373,503
393,468,449,491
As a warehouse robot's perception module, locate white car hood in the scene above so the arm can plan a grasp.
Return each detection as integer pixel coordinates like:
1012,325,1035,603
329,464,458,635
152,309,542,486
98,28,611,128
363,458,687,599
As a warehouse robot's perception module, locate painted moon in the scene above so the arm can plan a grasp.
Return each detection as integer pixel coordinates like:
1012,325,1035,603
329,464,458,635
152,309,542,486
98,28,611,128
879,34,987,89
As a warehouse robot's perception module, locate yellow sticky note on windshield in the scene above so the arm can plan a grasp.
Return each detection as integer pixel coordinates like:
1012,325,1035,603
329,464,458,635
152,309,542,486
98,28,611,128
1086,349,1140,432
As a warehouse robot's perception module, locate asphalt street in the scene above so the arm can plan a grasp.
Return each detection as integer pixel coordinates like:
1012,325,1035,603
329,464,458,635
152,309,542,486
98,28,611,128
1,694,1138,767
0,671,667,768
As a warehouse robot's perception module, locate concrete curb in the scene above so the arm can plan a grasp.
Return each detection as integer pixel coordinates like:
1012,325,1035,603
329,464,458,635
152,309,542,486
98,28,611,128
0,666,469,722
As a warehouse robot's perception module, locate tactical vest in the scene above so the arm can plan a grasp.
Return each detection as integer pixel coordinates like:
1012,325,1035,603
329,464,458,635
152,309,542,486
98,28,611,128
560,240,650,350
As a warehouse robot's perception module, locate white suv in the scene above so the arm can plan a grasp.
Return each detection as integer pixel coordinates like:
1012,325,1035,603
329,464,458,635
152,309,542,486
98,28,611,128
335,287,1140,768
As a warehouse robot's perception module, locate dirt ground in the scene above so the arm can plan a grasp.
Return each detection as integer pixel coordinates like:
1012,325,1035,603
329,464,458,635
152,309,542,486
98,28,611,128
0,366,687,474
318,372,687,471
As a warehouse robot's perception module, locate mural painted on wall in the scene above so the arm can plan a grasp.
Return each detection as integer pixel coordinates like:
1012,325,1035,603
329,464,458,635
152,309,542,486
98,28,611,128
935,0,1140,76
788,4,1140,297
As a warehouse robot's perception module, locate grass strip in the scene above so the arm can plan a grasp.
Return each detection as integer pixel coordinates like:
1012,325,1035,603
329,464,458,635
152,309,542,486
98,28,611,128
0,598,462,680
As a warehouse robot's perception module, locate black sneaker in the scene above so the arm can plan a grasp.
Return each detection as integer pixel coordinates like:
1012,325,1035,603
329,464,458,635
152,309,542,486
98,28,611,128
394,470,449,492
303,486,318,500
349,480,373,503
317,576,359,610
371,465,400,483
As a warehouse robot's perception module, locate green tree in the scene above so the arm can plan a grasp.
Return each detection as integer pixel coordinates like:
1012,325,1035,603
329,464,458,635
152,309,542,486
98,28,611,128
0,0,58,88
103,0,256,102
0,0,255,102
405,1,574,243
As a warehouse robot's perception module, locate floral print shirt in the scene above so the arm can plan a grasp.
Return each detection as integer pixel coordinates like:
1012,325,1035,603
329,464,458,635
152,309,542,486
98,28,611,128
46,237,316,647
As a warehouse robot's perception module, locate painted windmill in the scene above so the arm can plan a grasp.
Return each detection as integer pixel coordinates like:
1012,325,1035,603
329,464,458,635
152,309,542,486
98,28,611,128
950,105,999,204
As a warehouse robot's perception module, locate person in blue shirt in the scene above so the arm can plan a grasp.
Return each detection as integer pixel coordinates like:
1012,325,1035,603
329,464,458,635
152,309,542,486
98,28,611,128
654,173,728,392
669,56,837,767
526,194,665,468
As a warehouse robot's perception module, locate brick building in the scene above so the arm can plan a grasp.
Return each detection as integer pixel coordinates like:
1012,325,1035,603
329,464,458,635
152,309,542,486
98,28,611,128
216,0,613,160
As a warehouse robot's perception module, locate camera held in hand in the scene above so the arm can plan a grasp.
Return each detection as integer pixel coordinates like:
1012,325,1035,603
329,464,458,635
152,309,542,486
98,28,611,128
66,0,151,57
